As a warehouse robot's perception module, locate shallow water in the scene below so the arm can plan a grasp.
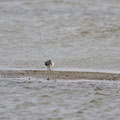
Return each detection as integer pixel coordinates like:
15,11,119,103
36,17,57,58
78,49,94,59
0,0,120,71
0,78,120,120
0,0,120,119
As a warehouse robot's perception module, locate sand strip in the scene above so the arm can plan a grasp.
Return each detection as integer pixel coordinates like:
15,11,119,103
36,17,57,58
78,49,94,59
0,70,120,80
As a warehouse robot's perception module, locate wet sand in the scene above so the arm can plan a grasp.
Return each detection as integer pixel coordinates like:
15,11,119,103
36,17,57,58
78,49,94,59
0,70,120,80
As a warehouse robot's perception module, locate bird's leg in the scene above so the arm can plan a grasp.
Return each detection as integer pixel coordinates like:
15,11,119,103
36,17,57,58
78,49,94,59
47,66,51,71
48,66,51,71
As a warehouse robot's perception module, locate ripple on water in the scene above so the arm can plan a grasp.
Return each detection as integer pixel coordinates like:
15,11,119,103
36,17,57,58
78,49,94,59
0,78,120,120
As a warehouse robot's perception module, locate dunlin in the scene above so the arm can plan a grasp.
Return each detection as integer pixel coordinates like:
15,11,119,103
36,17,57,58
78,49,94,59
45,59,54,70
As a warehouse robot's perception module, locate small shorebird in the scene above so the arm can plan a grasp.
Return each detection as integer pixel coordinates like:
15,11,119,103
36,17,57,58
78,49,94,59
45,59,54,70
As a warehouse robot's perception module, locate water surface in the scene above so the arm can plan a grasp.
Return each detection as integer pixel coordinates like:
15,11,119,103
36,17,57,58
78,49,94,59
0,1,120,119
0,78,120,120
0,0,120,71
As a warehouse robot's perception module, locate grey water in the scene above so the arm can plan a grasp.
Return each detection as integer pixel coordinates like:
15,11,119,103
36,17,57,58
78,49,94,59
0,78,120,120
0,0,120,120
0,0,120,71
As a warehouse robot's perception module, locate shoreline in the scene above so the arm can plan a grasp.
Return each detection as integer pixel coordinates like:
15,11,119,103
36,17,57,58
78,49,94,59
0,70,120,80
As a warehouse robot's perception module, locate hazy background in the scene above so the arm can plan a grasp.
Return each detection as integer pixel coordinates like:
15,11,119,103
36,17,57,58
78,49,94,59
0,0,120,71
